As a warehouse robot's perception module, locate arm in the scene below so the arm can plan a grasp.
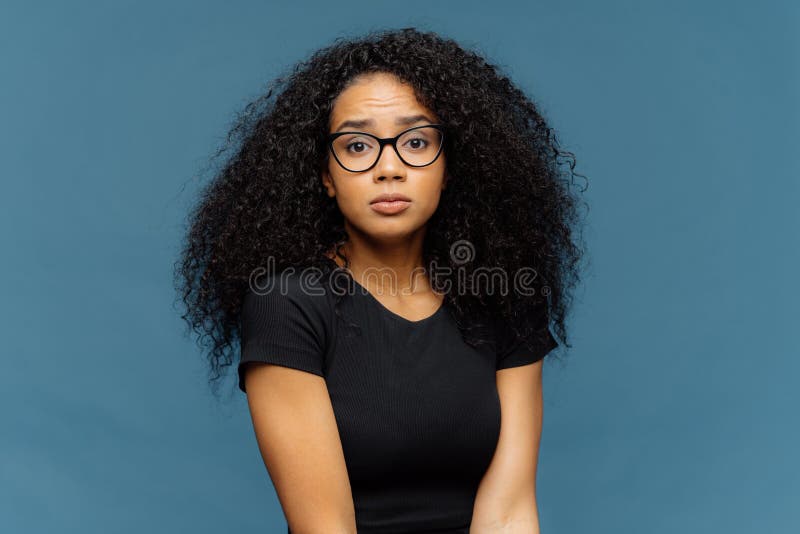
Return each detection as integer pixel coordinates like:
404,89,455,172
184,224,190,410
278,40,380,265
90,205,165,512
470,359,545,533
244,362,357,534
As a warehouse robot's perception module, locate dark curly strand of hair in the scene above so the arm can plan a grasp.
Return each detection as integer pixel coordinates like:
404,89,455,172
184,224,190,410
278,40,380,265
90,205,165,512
174,27,587,396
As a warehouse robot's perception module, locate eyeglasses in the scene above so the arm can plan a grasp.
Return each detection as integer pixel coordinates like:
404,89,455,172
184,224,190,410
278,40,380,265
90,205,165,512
327,124,445,173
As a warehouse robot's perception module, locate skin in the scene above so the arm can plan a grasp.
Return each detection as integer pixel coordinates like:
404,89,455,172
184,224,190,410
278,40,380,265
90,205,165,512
472,362,545,533
245,71,545,533
321,72,447,318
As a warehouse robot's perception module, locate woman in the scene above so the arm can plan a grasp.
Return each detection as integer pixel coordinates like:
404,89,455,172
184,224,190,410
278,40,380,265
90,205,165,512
176,27,585,533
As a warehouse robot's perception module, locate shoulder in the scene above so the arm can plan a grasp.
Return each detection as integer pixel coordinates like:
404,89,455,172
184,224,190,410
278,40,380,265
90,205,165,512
238,269,337,392
242,269,335,339
249,268,323,292
494,301,558,369
246,268,333,307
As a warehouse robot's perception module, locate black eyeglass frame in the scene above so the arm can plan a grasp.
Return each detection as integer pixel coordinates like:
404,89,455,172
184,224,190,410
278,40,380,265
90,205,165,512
327,124,446,173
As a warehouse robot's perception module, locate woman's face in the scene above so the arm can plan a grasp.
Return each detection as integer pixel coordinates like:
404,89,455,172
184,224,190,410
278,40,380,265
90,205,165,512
322,72,448,244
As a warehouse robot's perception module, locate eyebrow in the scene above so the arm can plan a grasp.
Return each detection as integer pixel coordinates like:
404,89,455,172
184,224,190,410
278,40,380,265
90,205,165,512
333,114,436,132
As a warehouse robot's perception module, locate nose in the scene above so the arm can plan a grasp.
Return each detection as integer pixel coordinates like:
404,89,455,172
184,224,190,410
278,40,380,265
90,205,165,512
372,142,407,182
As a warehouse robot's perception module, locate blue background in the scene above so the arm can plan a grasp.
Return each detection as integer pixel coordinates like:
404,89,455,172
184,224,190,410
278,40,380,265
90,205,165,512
2,1,797,532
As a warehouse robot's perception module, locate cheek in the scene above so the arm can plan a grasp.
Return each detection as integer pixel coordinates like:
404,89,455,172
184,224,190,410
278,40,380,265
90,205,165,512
329,180,366,218
416,179,445,212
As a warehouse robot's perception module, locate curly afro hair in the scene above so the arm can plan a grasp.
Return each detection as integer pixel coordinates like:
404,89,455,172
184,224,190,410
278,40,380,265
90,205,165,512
174,27,587,396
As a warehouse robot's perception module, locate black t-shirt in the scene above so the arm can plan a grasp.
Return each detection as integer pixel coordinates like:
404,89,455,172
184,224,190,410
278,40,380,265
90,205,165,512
238,265,557,533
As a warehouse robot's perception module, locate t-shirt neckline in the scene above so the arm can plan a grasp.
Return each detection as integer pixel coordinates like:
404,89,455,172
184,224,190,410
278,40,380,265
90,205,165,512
323,259,446,325
352,279,447,325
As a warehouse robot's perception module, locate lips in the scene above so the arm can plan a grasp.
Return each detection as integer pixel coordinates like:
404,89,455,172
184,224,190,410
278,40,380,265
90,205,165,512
370,193,412,215
370,193,412,204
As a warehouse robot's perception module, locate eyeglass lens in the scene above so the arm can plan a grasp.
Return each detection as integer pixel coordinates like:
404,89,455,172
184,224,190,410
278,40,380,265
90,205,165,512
331,126,443,171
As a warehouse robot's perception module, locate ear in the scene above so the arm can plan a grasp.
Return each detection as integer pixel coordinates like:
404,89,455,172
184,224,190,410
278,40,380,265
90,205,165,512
321,168,336,198
442,170,450,190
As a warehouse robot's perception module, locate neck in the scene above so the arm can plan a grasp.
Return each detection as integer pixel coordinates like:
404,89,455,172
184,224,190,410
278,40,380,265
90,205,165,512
328,225,431,296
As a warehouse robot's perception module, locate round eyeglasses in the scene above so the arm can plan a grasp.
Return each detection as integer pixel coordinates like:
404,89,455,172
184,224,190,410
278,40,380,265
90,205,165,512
327,124,445,173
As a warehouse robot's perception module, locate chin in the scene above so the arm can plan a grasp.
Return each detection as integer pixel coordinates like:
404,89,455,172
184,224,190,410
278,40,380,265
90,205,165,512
364,220,425,241
345,211,430,240
367,226,415,240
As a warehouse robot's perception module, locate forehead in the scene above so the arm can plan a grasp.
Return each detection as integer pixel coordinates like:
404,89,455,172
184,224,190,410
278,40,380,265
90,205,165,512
329,73,437,128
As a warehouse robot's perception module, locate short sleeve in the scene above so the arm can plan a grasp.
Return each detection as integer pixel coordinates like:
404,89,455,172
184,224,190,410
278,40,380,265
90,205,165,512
238,275,329,393
495,304,558,370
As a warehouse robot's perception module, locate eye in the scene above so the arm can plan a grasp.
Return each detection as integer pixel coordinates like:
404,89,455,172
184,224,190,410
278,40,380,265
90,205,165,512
403,136,429,150
346,141,368,153
342,137,375,154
